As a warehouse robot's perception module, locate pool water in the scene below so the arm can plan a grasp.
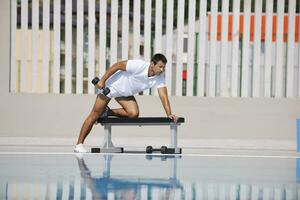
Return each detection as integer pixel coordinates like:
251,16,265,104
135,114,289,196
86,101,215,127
0,153,299,199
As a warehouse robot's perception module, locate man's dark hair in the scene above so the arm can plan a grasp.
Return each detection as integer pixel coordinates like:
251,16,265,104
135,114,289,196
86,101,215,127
151,53,167,65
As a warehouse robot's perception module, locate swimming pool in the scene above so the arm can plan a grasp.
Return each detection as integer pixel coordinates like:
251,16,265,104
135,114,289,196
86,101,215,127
0,151,299,199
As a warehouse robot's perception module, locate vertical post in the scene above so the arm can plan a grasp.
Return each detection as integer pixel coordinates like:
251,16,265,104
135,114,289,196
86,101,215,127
103,124,114,148
253,0,262,97
10,0,17,92
154,0,162,53
286,0,296,97
197,0,207,97
275,0,285,97
264,0,273,97
187,0,196,96
20,0,28,92
76,0,83,94
121,0,129,60
208,0,218,97
220,0,229,97
241,0,251,97
110,0,118,65
31,0,39,92
88,0,95,94
165,0,174,94
42,0,50,93
143,0,152,95
99,2,107,78
231,0,240,97
65,0,72,94
170,124,178,148
133,0,140,59
152,0,162,96
176,0,185,96
53,0,61,94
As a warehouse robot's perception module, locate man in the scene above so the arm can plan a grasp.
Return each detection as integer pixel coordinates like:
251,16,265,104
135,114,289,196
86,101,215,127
74,53,178,153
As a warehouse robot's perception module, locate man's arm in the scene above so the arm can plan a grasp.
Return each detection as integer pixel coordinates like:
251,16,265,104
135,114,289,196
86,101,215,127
97,60,127,88
157,87,178,122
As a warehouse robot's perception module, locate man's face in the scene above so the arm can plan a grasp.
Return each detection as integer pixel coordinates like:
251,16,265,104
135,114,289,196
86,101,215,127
152,60,166,75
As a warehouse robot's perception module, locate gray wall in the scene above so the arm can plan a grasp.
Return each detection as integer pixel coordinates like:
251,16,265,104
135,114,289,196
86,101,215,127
1,0,300,150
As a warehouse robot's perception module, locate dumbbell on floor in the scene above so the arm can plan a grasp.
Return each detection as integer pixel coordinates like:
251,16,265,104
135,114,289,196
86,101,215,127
146,146,182,154
146,146,178,154
91,77,110,96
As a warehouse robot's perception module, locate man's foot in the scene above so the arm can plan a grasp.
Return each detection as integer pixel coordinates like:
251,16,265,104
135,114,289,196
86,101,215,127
100,106,112,118
74,143,88,153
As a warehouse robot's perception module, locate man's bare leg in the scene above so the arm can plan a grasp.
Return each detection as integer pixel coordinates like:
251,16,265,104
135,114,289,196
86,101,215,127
109,96,139,118
76,95,110,145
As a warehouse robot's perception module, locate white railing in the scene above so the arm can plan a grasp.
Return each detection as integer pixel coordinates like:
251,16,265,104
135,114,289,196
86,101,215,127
10,0,300,98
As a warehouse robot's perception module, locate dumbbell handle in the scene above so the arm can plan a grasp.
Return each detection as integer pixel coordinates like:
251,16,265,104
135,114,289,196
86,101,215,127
146,146,167,153
151,148,162,151
91,77,110,96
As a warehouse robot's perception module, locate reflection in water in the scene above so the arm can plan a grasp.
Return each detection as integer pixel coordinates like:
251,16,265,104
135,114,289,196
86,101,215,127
2,154,300,199
76,154,183,199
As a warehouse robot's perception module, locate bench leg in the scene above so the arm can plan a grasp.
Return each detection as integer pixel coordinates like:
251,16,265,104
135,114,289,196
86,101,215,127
170,124,177,148
101,125,123,153
170,124,181,154
103,125,114,148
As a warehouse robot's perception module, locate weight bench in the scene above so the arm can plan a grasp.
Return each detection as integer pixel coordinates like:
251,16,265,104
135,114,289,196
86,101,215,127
94,117,185,153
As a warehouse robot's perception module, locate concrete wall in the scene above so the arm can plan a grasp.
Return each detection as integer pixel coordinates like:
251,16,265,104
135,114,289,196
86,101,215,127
1,0,300,150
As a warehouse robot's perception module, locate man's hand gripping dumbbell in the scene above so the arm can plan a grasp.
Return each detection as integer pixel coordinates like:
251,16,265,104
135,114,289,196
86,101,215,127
91,77,110,96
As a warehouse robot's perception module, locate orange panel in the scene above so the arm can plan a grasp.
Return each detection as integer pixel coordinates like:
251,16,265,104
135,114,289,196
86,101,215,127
207,14,299,43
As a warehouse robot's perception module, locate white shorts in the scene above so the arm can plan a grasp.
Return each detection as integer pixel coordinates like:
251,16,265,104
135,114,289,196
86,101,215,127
97,87,123,99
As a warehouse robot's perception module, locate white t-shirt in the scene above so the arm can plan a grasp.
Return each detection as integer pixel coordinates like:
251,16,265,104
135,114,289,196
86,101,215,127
102,60,166,98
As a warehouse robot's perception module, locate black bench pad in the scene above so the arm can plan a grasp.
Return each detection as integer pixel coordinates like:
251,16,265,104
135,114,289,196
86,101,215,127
97,117,185,124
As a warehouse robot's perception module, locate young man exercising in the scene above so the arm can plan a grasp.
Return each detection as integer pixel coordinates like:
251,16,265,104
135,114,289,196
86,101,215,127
74,53,178,153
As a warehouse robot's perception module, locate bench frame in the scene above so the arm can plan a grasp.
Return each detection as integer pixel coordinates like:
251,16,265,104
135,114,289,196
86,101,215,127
97,117,185,153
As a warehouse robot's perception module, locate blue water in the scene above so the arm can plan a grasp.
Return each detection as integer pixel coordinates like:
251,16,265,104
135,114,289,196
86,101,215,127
0,153,299,199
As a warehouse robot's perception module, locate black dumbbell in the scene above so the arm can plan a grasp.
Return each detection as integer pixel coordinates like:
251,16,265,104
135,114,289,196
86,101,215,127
146,146,182,154
91,147,100,153
91,77,110,96
146,146,168,154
